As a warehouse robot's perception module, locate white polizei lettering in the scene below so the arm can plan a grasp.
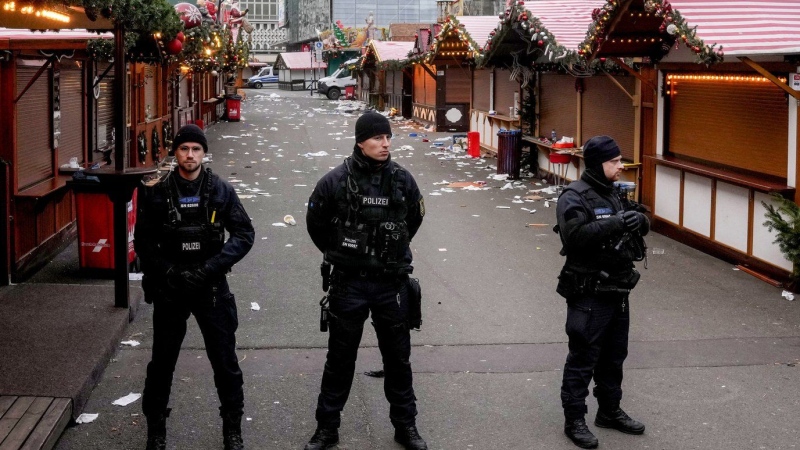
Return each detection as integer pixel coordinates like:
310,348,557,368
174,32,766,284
341,237,359,249
362,197,389,206
180,203,199,208
182,242,201,251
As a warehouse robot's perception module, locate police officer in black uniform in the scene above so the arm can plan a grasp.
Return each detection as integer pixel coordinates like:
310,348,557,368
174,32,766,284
554,136,648,449
135,124,255,450
304,112,427,450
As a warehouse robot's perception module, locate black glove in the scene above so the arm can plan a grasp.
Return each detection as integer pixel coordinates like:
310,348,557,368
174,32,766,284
621,210,642,233
180,266,208,291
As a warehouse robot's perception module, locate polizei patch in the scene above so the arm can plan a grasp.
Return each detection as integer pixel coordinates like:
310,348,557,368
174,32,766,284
362,196,389,207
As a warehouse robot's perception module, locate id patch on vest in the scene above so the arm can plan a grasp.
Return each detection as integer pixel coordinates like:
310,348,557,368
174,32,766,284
179,196,200,208
362,196,389,207
593,207,614,219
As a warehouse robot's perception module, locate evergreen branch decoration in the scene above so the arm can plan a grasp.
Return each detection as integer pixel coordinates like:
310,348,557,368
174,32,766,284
762,193,800,278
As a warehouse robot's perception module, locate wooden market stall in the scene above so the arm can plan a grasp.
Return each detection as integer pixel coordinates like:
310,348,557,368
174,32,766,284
584,0,800,281
358,40,414,115
275,51,327,91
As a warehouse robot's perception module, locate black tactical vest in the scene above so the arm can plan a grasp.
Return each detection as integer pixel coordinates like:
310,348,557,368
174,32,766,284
325,158,410,271
159,168,224,265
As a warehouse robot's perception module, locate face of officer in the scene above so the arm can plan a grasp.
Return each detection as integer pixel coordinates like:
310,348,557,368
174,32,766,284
603,155,624,182
357,134,392,162
175,142,205,180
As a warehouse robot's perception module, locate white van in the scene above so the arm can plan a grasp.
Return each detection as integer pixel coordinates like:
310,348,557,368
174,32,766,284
247,66,277,88
317,58,359,100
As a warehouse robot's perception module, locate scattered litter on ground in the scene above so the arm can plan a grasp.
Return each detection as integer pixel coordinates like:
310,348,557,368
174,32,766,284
272,223,288,227
76,413,99,424
782,290,795,301
120,340,140,347
652,248,665,255
112,393,141,407
129,273,143,280
284,215,297,225
251,302,261,311
364,370,385,378
526,224,550,228
302,151,329,157
496,206,511,209
521,208,536,214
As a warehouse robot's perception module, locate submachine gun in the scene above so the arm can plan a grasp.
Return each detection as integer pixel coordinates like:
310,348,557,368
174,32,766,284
614,182,648,267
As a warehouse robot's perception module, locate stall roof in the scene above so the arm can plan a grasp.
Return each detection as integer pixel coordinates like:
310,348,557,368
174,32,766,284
668,0,800,56
0,28,111,49
455,15,500,48
526,1,596,51
275,51,327,70
370,41,414,62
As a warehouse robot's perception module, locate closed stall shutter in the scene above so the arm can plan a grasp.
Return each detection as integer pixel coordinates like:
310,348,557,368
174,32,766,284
494,69,518,117
16,66,52,190
445,65,470,103
425,67,437,105
473,69,491,111
540,74,578,140
95,63,114,152
583,75,635,161
413,65,426,104
59,68,84,166
668,76,788,178
180,76,190,108
384,71,392,93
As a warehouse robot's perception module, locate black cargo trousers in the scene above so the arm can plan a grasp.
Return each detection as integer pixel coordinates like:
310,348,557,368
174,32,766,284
561,291,630,419
315,270,417,429
142,281,244,417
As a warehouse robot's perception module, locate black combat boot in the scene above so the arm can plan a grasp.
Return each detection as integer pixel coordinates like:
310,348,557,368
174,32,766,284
564,417,598,449
595,407,645,435
304,427,339,450
145,409,169,450
222,412,245,450
394,425,428,450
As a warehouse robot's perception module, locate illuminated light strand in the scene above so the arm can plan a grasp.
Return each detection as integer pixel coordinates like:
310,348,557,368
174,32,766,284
35,9,70,23
3,1,15,11
667,74,786,83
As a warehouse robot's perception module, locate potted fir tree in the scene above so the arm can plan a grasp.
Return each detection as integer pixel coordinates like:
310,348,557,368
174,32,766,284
762,193,800,292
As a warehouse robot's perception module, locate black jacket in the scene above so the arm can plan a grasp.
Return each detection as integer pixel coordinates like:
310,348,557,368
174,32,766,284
556,169,649,277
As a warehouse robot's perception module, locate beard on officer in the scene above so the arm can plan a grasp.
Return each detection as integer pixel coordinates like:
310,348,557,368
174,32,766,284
554,135,649,449
134,124,255,450
304,112,427,450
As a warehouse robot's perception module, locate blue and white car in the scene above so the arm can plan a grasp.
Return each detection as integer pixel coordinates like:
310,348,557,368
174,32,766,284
247,66,277,88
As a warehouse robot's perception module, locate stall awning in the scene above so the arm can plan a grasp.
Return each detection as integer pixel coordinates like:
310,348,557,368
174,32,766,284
668,0,800,56
370,40,414,62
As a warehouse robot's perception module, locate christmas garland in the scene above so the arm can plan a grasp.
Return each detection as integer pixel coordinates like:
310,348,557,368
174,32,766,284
579,0,723,65
425,15,484,65
483,3,575,67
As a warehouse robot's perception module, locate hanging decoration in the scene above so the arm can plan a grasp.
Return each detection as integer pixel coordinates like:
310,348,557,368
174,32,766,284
424,16,484,66
482,3,572,68
175,2,202,29
151,127,161,164
580,0,723,65
137,130,147,164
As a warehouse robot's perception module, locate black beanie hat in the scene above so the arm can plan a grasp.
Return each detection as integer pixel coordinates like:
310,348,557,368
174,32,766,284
355,112,392,143
583,135,621,168
172,124,208,153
